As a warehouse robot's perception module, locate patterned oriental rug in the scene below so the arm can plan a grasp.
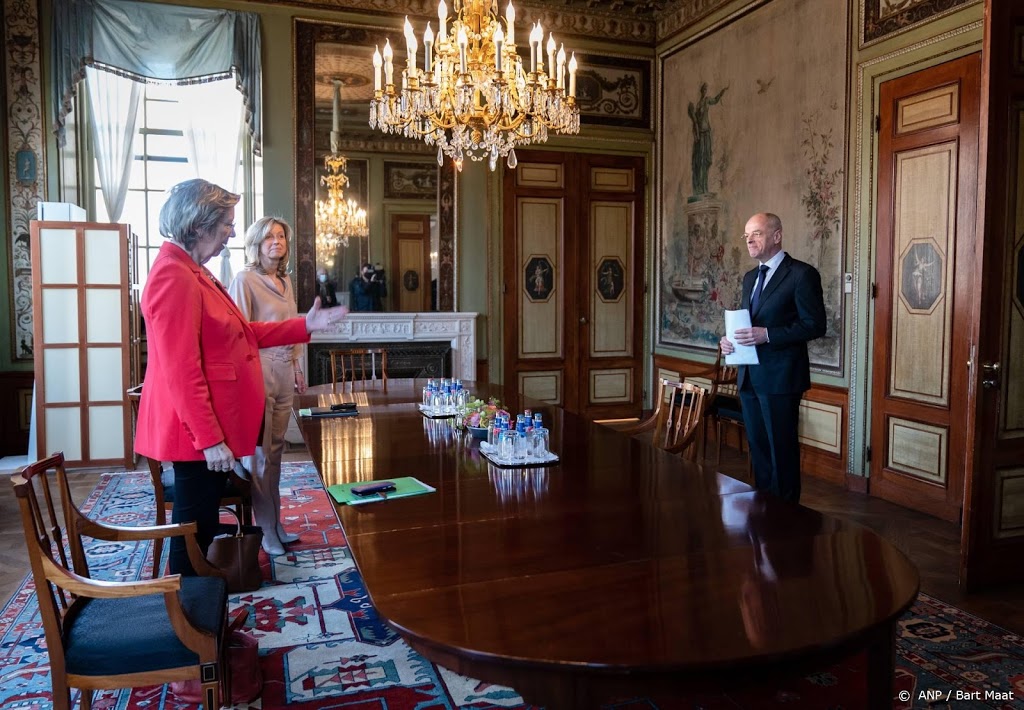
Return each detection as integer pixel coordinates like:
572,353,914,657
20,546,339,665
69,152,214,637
2,463,1023,709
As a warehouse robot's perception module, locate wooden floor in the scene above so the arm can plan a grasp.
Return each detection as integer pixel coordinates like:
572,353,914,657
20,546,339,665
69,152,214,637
1,445,1022,636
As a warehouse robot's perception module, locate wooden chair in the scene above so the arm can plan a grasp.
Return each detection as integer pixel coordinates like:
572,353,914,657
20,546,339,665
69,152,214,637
127,385,253,577
11,452,229,709
328,348,388,392
697,349,752,476
619,379,707,460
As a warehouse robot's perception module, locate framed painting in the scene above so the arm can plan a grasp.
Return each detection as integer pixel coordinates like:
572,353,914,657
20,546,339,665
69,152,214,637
383,161,439,200
573,54,652,130
657,0,848,373
861,0,980,47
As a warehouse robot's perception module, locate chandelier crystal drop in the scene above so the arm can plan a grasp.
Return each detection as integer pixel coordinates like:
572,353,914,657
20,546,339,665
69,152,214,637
316,80,368,263
369,0,580,171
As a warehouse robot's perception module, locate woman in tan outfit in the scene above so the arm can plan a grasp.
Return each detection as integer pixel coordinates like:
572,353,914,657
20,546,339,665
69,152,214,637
228,217,345,554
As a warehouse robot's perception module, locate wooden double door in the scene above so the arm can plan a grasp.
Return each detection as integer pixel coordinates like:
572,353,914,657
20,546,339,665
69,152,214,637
503,151,645,419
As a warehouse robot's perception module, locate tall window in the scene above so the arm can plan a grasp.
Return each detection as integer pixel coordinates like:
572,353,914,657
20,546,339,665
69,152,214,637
90,79,262,286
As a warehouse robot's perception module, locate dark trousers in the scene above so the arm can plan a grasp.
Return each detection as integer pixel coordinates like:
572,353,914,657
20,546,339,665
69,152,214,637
168,460,228,576
739,387,804,503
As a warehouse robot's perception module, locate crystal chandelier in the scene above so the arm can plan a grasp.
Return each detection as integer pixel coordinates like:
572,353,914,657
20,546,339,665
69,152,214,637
369,0,580,171
316,80,368,259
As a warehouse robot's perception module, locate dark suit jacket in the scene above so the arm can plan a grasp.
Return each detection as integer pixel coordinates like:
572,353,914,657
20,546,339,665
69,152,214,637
738,253,826,395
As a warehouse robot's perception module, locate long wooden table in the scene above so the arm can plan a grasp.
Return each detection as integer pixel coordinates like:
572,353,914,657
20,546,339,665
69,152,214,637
294,379,919,707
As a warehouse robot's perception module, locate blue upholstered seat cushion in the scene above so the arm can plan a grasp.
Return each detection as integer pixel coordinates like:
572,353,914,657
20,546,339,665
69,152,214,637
160,469,245,504
63,575,227,676
709,394,744,422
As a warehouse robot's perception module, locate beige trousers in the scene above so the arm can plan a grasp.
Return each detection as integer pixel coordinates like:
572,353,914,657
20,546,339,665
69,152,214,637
243,352,294,540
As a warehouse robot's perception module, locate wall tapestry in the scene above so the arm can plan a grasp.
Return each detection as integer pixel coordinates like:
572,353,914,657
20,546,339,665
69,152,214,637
658,0,847,372
861,0,979,47
4,0,47,363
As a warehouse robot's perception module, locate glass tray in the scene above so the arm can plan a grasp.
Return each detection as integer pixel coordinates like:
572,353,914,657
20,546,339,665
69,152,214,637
418,403,458,419
479,441,560,468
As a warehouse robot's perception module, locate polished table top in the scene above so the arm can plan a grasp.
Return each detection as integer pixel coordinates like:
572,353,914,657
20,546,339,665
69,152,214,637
295,380,919,702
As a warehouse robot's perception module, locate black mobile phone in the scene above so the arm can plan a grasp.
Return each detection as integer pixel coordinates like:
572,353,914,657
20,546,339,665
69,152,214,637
331,402,358,411
351,481,396,496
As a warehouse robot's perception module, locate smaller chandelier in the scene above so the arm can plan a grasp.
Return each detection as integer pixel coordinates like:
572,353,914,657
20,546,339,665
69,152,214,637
316,80,368,256
369,0,580,171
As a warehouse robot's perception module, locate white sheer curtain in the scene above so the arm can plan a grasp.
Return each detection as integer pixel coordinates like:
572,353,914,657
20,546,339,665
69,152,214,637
178,80,245,283
86,67,141,222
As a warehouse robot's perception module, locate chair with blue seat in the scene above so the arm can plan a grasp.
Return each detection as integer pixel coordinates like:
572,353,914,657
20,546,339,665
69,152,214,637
127,384,252,577
11,452,229,710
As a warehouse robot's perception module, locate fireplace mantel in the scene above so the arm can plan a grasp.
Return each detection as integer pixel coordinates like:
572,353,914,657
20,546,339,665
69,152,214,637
307,312,478,380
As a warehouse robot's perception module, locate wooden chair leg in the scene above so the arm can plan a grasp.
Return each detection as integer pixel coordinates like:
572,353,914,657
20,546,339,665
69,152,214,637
715,419,723,466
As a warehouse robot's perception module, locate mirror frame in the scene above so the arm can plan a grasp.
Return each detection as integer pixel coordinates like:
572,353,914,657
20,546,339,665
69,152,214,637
293,18,458,312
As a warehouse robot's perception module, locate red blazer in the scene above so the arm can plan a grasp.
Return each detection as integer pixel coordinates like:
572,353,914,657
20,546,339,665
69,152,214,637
135,242,310,462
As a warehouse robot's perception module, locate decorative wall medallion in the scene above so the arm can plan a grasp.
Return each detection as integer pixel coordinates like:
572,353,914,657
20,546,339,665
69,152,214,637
899,240,944,313
524,256,555,303
596,257,626,302
403,269,420,292
5,0,47,362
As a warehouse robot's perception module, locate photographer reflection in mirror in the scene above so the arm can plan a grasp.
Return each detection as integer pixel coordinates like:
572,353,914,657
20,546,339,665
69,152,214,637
350,262,387,311
316,266,339,307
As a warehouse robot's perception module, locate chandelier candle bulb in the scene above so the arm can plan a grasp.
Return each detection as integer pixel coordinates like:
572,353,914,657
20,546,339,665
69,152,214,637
556,45,565,90
424,23,434,73
546,34,556,85
373,46,382,91
530,22,542,73
568,53,577,98
457,26,468,74
438,0,448,41
505,1,515,44
383,40,394,85
404,17,417,73
494,26,504,71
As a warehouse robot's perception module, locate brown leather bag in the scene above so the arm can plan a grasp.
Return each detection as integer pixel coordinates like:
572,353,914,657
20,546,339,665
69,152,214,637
206,506,264,592
171,608,263,703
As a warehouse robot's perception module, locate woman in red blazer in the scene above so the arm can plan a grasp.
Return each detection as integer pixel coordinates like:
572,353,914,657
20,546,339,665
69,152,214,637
136,179,348,575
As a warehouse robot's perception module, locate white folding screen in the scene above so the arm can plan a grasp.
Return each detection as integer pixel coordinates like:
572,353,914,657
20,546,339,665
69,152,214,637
31,221,131,468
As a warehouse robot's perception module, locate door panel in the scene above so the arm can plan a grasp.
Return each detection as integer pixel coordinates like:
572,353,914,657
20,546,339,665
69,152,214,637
390,214,431,312
871,54,980,522
962,0,1024,587
504,152,644,418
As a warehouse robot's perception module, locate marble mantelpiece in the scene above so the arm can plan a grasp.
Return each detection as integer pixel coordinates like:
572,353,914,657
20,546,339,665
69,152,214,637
307,312,478,380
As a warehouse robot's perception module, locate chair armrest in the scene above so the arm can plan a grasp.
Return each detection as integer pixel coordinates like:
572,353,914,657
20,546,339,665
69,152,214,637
617,412,659,436
42,554,182,598
76,518,199,543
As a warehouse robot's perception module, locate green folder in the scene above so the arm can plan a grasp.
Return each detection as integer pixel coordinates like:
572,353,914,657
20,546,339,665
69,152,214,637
328,476,436,506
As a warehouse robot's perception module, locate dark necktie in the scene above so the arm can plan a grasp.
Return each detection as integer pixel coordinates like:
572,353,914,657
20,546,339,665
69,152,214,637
750,264,769,314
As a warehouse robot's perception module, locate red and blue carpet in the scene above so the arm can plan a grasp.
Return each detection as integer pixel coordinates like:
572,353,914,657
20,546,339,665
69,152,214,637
1,463,1021,708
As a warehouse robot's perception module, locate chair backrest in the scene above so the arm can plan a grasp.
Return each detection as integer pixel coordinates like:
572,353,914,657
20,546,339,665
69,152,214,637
329,348,388,392
652,379,707,458
11,453,90,649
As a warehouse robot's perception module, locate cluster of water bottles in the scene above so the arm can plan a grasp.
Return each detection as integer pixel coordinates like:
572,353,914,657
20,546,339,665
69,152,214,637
421,378,470,415
489,410,550,461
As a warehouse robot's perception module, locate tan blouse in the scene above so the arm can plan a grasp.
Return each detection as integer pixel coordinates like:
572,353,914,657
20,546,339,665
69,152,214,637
227,269,302,367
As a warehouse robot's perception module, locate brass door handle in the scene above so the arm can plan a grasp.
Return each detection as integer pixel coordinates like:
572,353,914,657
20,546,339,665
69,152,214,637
981,361,1001,389
580,316,588,324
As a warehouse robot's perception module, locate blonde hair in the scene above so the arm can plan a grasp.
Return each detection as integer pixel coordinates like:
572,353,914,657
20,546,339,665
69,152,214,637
242,216,291,277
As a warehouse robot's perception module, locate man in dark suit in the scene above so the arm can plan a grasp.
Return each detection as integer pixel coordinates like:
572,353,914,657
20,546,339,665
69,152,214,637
720,213,826,503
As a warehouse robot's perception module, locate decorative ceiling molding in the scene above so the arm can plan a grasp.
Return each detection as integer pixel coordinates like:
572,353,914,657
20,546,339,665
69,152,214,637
657,0,734,43
276,0,656,43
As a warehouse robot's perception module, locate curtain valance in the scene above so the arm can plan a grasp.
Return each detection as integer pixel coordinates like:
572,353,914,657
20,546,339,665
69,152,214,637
53,0,263,155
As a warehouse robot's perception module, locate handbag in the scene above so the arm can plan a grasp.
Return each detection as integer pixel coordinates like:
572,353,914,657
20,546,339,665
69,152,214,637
170,608,263,704
206,506,264,593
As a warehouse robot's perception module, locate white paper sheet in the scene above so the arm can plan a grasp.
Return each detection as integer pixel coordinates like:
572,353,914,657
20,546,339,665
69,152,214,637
724,309,760,365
